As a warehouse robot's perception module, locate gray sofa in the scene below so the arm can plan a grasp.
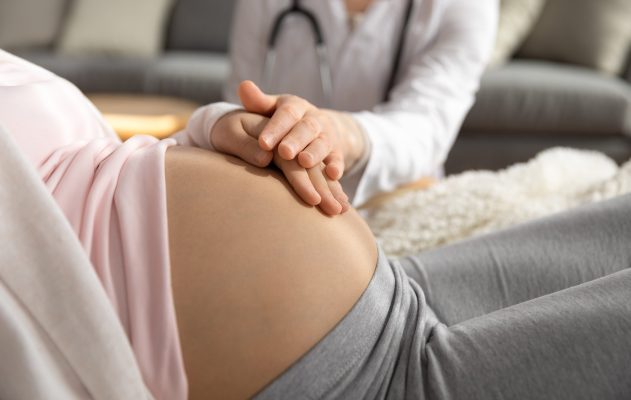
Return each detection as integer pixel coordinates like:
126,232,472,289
447,60,631,172
11,0,631,174
14,0,236,104
450,60,631,172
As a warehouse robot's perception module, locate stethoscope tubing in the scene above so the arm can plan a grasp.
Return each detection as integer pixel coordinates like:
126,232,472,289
264,0,334,104
263,0,414,105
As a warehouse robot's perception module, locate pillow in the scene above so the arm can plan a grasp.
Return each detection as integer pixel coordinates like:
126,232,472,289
488,0,548,67
166,0,236,52
0,0,68,49
518,0,631,75
58,0,174,57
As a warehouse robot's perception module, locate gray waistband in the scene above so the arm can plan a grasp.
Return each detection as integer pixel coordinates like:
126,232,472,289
254,245,438,400
253,246,397,399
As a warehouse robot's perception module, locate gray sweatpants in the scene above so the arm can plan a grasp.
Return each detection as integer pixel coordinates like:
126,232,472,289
256,194,631,399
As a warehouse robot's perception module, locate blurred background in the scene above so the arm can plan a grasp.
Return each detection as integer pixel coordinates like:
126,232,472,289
1,0,630,174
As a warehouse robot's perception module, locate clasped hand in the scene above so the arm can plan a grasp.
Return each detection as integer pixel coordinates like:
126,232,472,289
211,81,350,215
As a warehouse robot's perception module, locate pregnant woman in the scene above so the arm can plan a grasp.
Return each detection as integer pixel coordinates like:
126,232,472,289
1,50,630,400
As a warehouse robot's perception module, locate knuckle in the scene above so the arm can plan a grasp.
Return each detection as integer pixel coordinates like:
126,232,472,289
278,94,292,103
296,97,311,108
323,137,333,151
286,94,303,104
314,137,330,153
280,104,302,121
301,116,321,134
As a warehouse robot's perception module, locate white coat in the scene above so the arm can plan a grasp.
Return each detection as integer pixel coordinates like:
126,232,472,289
189,0,498,206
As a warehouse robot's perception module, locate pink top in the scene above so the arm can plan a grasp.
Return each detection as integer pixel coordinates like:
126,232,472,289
0,50,187,400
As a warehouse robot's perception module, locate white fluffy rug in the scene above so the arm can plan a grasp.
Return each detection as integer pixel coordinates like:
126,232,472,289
364,147,631,257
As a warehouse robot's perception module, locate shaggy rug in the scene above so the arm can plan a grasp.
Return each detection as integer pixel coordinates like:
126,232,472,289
364,147,631,257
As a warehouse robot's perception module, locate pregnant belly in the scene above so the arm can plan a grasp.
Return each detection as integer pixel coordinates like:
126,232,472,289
165,147,378,400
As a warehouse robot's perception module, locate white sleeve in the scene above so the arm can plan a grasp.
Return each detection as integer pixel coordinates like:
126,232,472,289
349,0,498,206
171,102,242,150
222,0,270,103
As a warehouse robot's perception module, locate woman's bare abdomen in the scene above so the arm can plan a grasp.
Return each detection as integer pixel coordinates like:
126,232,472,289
165,146,377,399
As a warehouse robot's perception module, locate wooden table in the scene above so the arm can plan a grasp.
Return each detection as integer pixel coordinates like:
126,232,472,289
88,94,200,140
359,177,436,210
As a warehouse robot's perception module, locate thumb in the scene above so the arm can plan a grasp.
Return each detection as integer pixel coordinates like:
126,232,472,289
238,80,278,116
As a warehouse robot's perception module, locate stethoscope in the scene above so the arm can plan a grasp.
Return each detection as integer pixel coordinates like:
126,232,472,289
263,0,415,105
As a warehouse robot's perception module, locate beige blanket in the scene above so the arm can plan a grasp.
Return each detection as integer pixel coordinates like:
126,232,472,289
365,147,630,257
0,126,151,399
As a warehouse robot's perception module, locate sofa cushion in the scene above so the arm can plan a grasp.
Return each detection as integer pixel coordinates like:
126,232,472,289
0,0,68,49
488,0,547,67
518,0,631,75
446,133,631,174
15,50,151,93
58,0,174,57
463,60,631,136
166,0,236,52
143,51,230,103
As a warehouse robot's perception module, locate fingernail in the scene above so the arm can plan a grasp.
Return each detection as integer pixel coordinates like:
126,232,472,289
301,153,313,165
261,136,272,149
281,143,295,158
327,166,340,180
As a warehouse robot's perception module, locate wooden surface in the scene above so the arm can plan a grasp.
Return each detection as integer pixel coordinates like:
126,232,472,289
88,94,200,140
359,177,436,210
